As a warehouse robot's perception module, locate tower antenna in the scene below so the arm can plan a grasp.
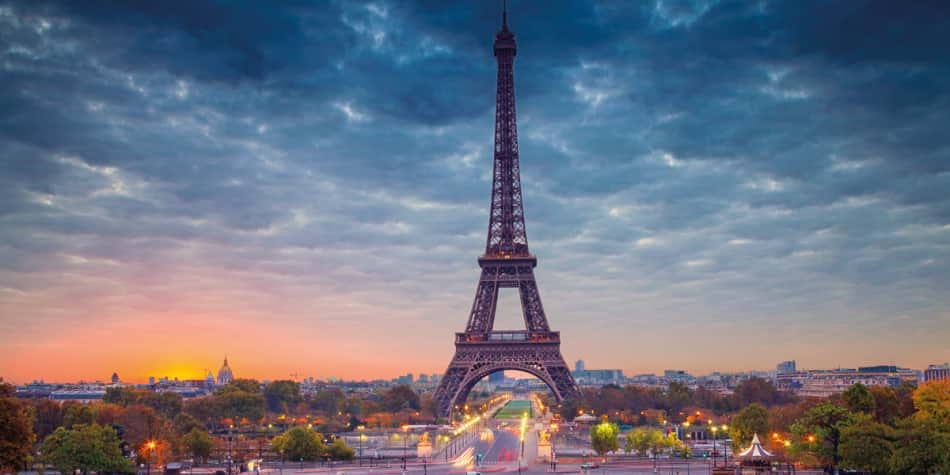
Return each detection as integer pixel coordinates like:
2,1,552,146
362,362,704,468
502,0,508,29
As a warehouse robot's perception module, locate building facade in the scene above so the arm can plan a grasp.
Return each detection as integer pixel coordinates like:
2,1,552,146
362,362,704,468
924,363,950,382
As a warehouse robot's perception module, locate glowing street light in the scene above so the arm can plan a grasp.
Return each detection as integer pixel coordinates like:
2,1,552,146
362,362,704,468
519,412,528,473
711,427,720,468
145,441,157,475
357,425,365,467
402,425,409,470
721,425,730,464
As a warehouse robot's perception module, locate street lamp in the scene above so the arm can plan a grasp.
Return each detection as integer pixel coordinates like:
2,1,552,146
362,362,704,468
357,425,365,467
278,447,284,475
721,425,729,465
145,441,156,475
227,425,234,475
711,426,718,468
402,425,409,470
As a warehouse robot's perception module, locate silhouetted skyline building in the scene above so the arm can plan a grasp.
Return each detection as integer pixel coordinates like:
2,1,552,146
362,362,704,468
776,360,797,374
216,356,233,386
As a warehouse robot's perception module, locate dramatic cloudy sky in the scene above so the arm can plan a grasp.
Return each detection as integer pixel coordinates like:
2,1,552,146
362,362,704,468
1,0,949,384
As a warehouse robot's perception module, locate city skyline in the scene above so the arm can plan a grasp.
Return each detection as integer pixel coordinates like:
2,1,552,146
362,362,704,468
3,355,942,386
2,1,949,385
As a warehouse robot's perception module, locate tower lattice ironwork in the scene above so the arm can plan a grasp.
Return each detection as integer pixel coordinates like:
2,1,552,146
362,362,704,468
433,5,578,418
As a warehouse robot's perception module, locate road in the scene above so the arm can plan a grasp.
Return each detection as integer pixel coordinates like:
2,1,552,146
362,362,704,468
242,398,745,474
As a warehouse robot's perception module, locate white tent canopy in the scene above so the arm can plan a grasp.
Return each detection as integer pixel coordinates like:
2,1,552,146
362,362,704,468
737,433,775,459
573,413,597,423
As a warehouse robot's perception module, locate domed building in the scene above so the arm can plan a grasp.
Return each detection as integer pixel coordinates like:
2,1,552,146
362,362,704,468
216,356,234,386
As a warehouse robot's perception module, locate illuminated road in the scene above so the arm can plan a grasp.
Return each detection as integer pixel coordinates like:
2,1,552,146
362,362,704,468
249,396,824,474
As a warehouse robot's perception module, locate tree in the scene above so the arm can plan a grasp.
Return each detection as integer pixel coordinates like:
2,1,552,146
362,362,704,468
104,387,140,406
173,412,204,435
31,399,64,441
94,403,124,426
272,427,326,461
767,402,808,435
894,381,918,419
218,390,265,422
381,386,420,412
63,404,96,428
663,383,692,414
911,380,950,426
838,415,894,474
789,402,854,471
733,377,794,407
889,419,950,475
184,396,221,426
730,403,769,450
625,428,663,456
139,438,173,467
327,438,355,460
41,424,135,474
590,420,619,458
869,385,900,424
0,396,35,472
114,404,162,448
557,398,580,421
181,428,214,463
265,380,302,414
216,379,261,395
139,392,183,419
310,389,345,414
842,383,875,414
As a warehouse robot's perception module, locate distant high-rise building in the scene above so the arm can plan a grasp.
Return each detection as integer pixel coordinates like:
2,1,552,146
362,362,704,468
217,356,234,386
489,371,506,385
418,374,429,383
148,376,155,386
575,360,585,372
111,372,119,384
664,370,693,383
924,363,949,382
776,360,797,374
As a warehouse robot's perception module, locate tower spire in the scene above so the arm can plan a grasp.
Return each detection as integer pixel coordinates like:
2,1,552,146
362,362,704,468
502,0,508,30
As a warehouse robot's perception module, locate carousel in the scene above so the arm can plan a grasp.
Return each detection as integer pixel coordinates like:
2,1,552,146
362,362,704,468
734,433,778,473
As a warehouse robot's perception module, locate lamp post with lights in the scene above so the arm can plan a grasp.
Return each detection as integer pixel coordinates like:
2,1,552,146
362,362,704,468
402,425,408,470
711,426,719,468
720,424,729,466
227,425,234,475
145,441,156,475
357,425,365,467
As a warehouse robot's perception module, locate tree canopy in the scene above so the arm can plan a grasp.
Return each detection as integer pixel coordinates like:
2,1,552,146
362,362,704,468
381,385,420,412
41,424,134,474
0,396,35,472
265,380,302,414
181,428,214,463
730,403,769,450
590,420,619,457
272,426,326,461
842,383,875,414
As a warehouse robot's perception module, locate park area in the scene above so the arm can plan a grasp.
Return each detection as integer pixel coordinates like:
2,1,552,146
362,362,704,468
493,399,532,418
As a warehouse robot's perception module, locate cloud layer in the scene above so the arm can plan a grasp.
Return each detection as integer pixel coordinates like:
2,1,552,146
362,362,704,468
1,0,948,382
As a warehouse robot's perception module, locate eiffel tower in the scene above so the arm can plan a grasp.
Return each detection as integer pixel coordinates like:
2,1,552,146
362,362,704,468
433,4,579,418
